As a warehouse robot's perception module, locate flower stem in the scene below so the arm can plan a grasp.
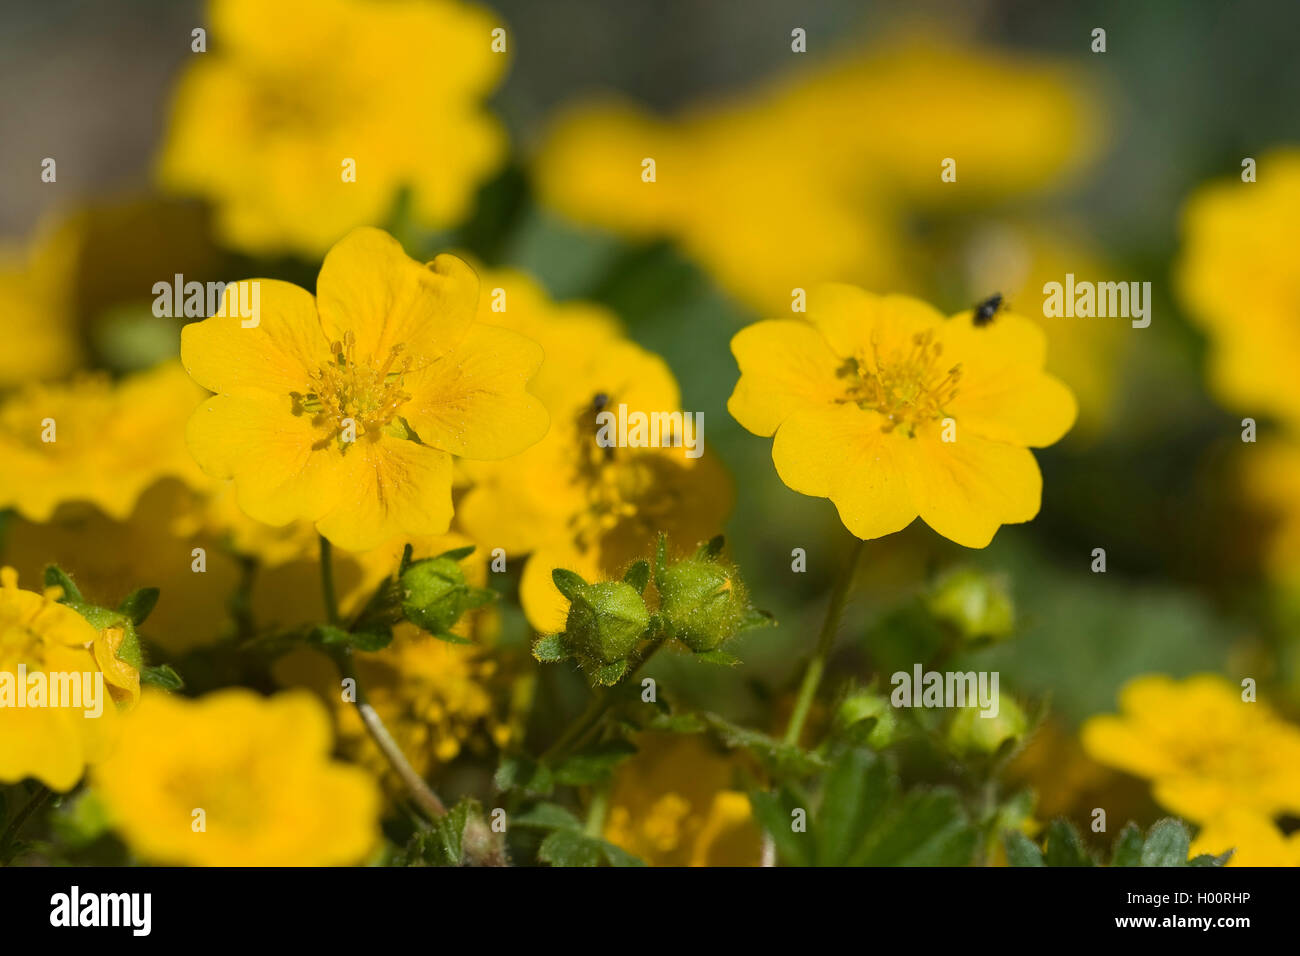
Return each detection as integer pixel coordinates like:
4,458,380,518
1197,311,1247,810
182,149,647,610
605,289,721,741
541,634,667,765
317,534,447,820
782,537,865,747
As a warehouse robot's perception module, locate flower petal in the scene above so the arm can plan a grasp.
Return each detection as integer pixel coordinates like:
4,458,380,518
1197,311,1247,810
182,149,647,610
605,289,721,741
806,285,945,362
314,437,453,551
773,404,918,541
904,424,1042,548
727,319,843,437
180,279,329,397
403,322,549,460
316,227,478,367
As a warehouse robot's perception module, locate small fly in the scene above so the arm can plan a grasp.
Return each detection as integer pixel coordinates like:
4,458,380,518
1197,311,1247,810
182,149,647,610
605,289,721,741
973,293,1004,327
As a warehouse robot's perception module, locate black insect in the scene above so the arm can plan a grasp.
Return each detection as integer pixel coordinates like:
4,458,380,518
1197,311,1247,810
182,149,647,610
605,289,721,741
591,392,610,413
973,293,1004,327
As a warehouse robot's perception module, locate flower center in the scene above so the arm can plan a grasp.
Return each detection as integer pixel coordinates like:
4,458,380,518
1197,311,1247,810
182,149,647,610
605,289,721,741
836,330,961,435
296,332,412,444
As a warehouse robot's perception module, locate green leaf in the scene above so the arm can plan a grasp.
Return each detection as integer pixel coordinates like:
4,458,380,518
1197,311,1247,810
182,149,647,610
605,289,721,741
1003,830,1046,867
1141,818,1191,867
622,560,650,595
117,587,160,626
532,633,569,662
815,748,890,867
435,545,476,563
1043,819,1095,867
429,630,474,646
591,659,629,686
140,664,184,691
553,740,638,786
749,788,812,867
646,712,706,733
538,829,603,867
43,565,82,603
511,803,583,832
1188,850,1233,867
699,535,725,558
854,789,978,866
397,543,415,575
693,649,740,666
600,841,646,867
494,755,555,797
552,568,587,602
1110,822,1144,867
700,713,826,777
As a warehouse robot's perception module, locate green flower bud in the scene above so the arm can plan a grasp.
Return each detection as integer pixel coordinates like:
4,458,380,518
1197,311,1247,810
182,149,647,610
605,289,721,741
927,567,1014,642
68,603,145,670
654,535,768,653
565,580,650,664
834,690,896,749
946,693,1027,756
399,547,494,640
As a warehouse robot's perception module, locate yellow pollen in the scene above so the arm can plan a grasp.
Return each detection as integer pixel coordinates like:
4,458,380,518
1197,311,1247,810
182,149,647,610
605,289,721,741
297,331,412,443
836,330,962,435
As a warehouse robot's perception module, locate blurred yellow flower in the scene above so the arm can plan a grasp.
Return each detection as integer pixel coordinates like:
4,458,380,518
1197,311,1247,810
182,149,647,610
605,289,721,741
535,35,1101,314
1081,674,1300,823
181,228,548,551
1190,809,1300,867
1175,148,1300,429
602,733,761,867
158,0,507,256
729,286,1075,548
0,360,207,523
0,214,84,387
457,270,731,631
92,688,380,866
1239,437,1300,591
0,569,125,792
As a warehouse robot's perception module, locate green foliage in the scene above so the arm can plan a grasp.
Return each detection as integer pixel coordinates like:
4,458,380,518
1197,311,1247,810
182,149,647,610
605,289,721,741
1002,818,1231,867
750,748,978,867
512,803,646,867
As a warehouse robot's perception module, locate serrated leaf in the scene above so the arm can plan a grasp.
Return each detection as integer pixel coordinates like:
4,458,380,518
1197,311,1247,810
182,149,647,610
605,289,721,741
1110,822,1144,867
591,659,629,686
538,829,603,867
43,565,82,603
700,713,826,776
815,748,890,866
532,633,569,662
552,568,587,602
1141,818,1191,867
1003,830,1046,866
553,740,638,786
1043,819,1095,867
623,560,650,595
140,664,183,691
510,803,583,832
600,841,646,867
854,789,978,866
117,587,160,626
1187,850,1233,867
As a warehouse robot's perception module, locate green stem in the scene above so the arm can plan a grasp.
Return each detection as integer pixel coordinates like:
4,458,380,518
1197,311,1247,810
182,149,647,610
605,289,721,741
0,785,52,861
584,783,610,839
782,537,865,747
317,534,446,820
541,635,667,765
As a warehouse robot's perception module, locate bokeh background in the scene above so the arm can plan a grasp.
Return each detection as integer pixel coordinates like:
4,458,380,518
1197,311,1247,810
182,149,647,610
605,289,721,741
4,0,1300,860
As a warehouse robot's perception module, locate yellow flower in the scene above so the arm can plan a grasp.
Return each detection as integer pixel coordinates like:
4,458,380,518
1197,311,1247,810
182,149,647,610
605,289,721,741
181,227,549,551
1190,809,1300,867
0,360,207,523
729,286,1076,548
456,270,731,631
0,569,125,792
0,213,84,387
92,688,380,866
602,733,761,867
273,534,508,791
535,35,1100,314
1081,674,1300,823
1175,148,1300,429
157,0,507,257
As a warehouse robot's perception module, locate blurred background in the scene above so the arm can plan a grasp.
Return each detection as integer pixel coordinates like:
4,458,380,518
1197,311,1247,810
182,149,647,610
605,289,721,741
3,0,1299,849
